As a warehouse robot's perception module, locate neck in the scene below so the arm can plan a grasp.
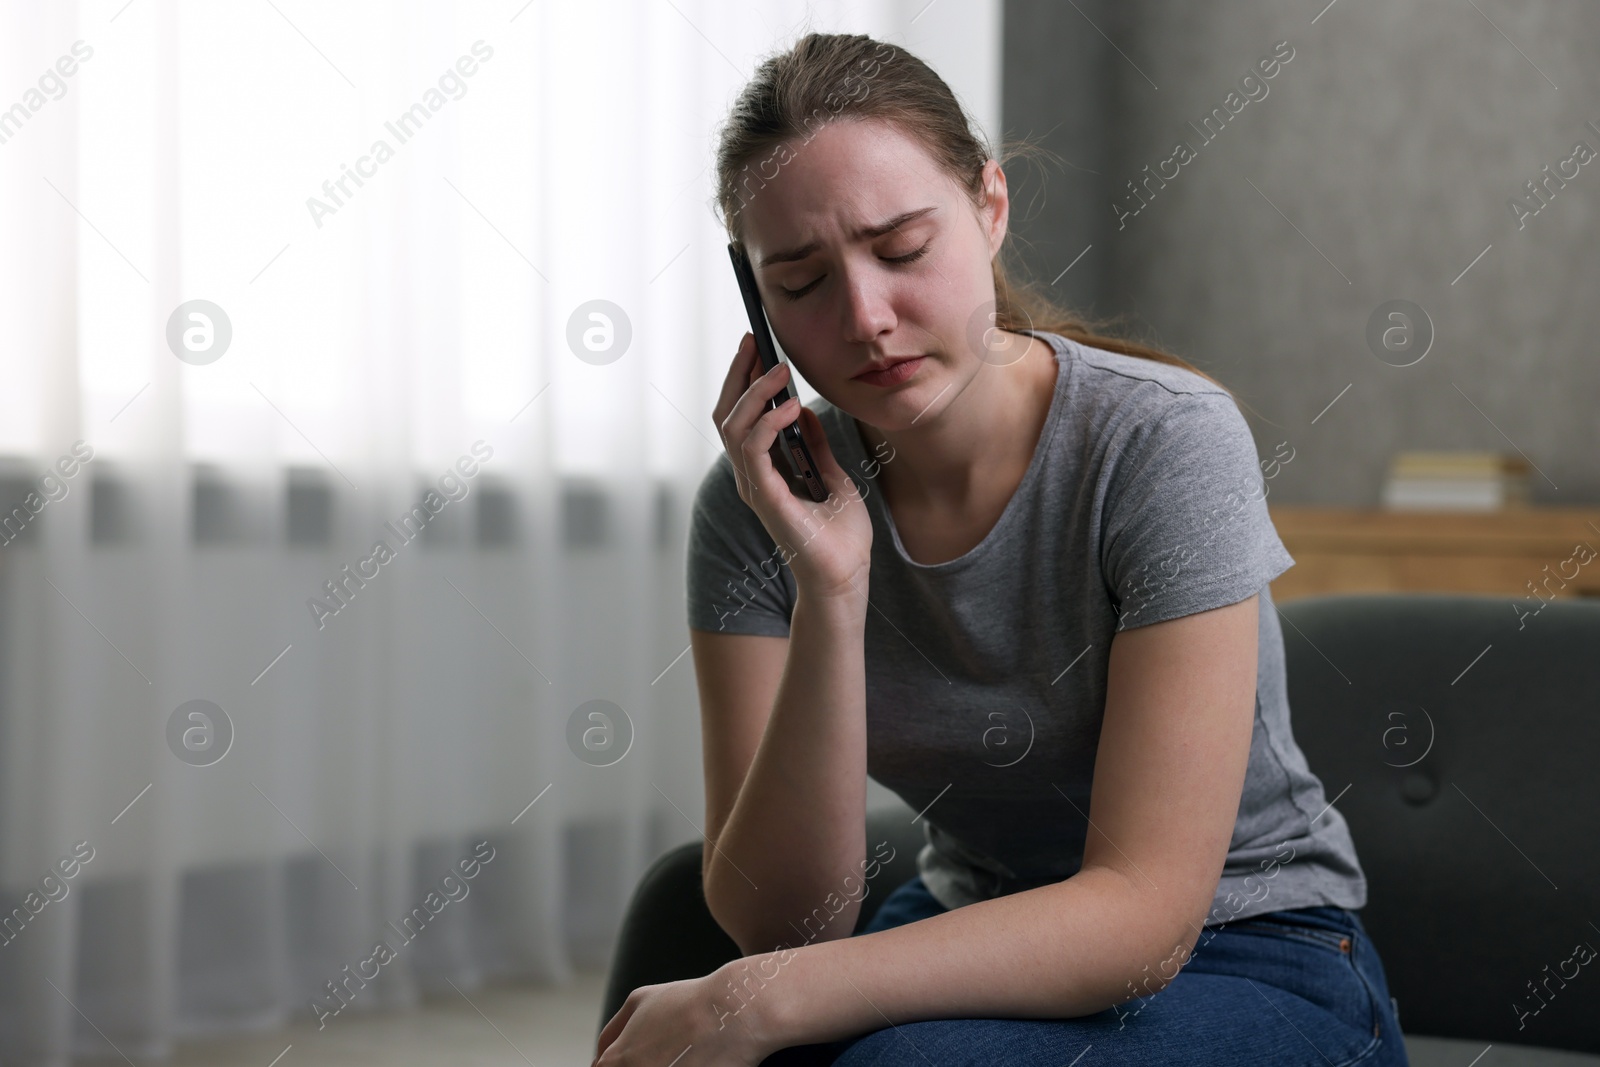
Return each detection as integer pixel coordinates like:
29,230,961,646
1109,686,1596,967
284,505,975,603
858,331,1057,510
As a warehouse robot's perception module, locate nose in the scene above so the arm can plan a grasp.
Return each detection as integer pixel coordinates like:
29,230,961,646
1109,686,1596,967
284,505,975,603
839,264,897,345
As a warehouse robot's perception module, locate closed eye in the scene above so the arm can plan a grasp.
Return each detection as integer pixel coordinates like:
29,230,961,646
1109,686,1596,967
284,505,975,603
779,242,932,301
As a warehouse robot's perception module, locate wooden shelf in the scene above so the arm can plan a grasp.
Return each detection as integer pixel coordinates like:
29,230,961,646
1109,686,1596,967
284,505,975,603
1265,505,1600,602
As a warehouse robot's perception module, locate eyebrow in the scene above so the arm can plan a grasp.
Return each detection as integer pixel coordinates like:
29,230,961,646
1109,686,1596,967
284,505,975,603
757,206,939,269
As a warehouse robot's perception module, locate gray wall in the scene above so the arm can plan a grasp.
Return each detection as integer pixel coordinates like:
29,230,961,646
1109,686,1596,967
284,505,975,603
1001,0,1599,505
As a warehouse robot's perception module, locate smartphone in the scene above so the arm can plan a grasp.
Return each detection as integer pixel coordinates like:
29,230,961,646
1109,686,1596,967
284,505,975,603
727,241,830,503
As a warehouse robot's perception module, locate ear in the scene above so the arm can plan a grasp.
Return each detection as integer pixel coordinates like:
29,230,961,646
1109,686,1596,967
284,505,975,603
978,159,1010,258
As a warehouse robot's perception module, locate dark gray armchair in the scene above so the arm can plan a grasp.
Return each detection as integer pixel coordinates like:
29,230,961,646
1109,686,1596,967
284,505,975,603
602,594,1600,1064
1272,593,1600,1064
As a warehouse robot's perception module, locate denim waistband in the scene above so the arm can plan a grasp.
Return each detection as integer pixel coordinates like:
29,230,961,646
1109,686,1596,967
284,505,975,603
1217,903,1360,937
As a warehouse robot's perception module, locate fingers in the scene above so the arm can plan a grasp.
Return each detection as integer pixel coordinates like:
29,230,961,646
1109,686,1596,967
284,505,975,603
796,406,848,498
712,334,847,516
732,359,792,434
713,334,765,495
716,334,791,445
722,358,797,497
594,998,636,1061
740,390,801,473
712,332,760,439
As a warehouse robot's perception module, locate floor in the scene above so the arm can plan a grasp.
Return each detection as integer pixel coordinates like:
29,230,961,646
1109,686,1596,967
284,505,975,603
163,968,609,1066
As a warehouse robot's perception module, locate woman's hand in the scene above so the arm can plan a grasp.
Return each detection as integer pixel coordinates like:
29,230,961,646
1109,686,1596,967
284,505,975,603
592,959,785,1066
713,332,873,606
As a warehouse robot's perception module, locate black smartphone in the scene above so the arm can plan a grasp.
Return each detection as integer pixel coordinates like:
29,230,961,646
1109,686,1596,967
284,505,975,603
727,241,830,503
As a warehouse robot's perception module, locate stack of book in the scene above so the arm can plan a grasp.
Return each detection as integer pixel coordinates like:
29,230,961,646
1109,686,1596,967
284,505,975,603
1380,451,1533,511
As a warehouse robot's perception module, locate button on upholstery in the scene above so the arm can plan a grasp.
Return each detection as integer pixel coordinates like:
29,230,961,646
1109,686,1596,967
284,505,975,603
1400,771,1436,804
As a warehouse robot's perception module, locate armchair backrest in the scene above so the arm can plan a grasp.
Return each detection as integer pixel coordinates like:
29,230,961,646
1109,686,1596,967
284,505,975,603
1278,593,1600,1054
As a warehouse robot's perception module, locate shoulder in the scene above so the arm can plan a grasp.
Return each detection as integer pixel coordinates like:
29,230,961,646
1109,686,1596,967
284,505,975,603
1056,333,1232,404
1042,332,1252,466
689,452,769,556
690,450,740,512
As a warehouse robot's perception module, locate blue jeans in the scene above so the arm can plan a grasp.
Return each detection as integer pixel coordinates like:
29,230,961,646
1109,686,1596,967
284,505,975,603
764,874,1409,1066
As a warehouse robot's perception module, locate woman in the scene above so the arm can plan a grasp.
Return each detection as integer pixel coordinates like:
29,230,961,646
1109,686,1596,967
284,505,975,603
595,31,1408,1067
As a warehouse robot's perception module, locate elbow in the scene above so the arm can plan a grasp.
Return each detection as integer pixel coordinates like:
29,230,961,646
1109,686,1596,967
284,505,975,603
702,851,756,952
701,854,782,957
1090,869,1208,1007
1108,926,1196,1007
703,850,864,957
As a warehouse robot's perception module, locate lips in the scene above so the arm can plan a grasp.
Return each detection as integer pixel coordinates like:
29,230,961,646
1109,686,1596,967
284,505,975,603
853,355,924,381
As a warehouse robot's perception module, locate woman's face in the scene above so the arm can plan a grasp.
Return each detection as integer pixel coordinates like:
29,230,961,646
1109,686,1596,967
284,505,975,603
739,118,1008,427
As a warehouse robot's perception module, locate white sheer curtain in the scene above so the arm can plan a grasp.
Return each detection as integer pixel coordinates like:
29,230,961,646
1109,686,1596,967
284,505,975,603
0,0,998,1061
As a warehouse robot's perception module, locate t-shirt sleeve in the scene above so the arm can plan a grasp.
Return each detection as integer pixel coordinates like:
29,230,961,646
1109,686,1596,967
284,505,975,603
685,454,797,636
1100,392,1295,632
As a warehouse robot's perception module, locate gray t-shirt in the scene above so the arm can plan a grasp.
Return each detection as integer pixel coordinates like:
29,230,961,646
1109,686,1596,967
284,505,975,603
685,329,1366,925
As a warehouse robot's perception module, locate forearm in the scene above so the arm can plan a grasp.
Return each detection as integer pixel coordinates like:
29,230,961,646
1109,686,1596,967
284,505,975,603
705,588,871,955
751,867,1196,1048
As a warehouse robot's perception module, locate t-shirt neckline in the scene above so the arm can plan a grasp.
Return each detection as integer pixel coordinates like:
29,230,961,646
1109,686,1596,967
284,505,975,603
846,329,1071,573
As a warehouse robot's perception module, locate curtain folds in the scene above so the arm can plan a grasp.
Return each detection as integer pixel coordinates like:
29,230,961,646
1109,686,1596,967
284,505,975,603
0,0,993,1061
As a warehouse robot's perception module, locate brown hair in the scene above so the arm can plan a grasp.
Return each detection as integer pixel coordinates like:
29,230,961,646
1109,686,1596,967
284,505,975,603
712,31,1234,399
